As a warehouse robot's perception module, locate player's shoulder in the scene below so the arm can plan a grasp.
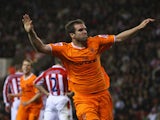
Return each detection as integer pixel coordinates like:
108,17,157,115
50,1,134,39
88,35,115,43
6,73,21,80
41,65,65,75
93,34,110,39
52,65,66,73
87,35,103,43
51,42,69,46
88,35,107,40
5,74,12,81
51,65,66,71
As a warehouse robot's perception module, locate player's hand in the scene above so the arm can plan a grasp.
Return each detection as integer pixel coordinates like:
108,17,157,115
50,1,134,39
5,106,11,113
66,91,74,98
22,101,29,106
137,18,155,29
7,94,14,100
22,14,33,33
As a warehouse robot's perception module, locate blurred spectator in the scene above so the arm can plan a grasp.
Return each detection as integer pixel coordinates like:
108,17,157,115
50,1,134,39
147,107,158,120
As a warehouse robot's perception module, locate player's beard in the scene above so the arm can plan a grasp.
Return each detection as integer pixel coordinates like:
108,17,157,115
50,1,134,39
77,35,88,42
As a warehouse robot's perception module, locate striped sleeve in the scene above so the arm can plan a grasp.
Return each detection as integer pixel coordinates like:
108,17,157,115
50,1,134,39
3,76,10,106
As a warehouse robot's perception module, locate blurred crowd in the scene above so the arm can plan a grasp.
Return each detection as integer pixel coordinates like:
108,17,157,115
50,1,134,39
0,0,160,119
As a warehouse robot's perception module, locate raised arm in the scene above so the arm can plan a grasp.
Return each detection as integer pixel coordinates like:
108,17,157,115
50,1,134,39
22,14,51,54
115,18,155,42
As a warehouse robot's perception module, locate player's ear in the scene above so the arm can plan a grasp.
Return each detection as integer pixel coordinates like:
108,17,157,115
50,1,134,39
69,33,75,38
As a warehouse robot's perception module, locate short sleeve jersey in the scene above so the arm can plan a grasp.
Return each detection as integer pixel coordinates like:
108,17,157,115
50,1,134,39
49,35,115,94
20,73,42,107
34,65,68,96
3,72,23,106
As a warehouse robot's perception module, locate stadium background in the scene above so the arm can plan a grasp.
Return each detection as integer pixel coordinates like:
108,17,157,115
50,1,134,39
0,0,160,119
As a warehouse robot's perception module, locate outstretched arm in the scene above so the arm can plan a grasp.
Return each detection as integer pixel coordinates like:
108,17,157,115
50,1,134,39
22,14,51,54
115,18,155,42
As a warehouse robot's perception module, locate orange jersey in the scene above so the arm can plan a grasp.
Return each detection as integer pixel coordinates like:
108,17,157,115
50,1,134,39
20,73,42,107
101,67,110,88
49,35,115,94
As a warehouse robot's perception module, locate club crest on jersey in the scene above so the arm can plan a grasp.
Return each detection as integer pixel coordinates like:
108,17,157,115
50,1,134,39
53,42,63,46
98,35,108,38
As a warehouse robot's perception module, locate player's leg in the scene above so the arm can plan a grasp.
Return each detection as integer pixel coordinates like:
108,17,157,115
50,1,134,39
44,109,59,120
29,113,39,120
58,103,71,120
99,90,114,120
43,95,59,120
76,103,100,120
16,105,28,120
69,97,78,120
28,107,41,120
73,95,100,120
68,99,74,120
38,109,45,120
11,106,15,120
56,96,72,120
11,100,20,120
38,95,47,120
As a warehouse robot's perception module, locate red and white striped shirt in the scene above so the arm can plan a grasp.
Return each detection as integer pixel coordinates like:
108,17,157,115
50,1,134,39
3,72,23,106
34,65,68,96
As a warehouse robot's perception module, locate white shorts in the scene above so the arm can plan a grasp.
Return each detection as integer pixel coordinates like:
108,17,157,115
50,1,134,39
44,94,73,120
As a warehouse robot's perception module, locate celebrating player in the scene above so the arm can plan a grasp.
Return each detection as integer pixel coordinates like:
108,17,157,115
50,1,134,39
22,14,154,120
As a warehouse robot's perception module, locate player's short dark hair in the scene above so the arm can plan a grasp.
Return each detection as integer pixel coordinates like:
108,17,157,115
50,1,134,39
65,19,85,34
23,58,33,66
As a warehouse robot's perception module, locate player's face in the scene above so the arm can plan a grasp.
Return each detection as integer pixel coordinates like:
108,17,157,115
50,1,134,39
22,61,32,75
73,24,88,42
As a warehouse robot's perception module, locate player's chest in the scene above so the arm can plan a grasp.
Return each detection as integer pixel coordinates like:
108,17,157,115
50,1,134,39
20,79,33,89
66,46,98,61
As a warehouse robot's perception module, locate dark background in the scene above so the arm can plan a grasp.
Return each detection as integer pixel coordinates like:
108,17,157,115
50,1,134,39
0,0,160,119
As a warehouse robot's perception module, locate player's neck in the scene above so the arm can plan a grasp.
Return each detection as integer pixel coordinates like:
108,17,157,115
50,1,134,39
71,41,87,48
24,72,32,80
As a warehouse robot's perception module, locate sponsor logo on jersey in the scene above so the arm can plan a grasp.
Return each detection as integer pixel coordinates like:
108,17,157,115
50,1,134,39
72,58,97,65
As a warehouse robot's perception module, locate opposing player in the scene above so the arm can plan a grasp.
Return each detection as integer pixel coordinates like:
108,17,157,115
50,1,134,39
34,57,73,120
22,14,154,119
3,64,23,120
8,58,43,120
